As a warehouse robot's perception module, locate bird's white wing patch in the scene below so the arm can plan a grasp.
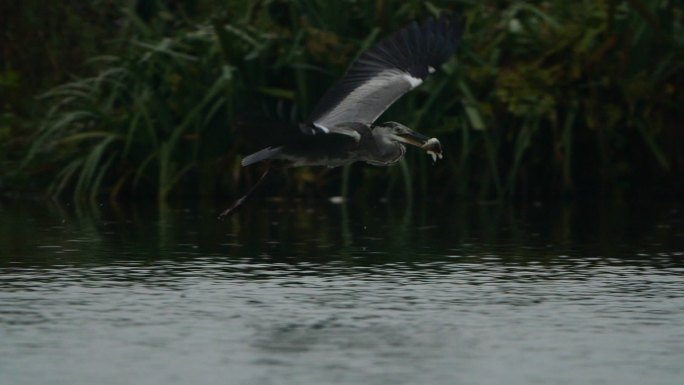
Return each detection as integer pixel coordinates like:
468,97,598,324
313,122,330,133
403,74,423,89
312,121,361,141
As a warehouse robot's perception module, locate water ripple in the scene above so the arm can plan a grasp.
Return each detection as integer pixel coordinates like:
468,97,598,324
1,201,683,385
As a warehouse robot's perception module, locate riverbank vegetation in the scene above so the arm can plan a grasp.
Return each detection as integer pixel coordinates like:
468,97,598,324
2,0,682,202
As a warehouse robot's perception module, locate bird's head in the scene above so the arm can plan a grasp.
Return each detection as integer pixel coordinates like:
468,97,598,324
377,122,443,162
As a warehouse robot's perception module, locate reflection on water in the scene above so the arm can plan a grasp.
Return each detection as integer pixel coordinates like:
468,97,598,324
1,200,683,385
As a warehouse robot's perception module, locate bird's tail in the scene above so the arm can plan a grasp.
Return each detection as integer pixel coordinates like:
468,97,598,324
241,146,283,167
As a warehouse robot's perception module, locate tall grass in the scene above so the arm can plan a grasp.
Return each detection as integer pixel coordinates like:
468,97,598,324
17,0,684,201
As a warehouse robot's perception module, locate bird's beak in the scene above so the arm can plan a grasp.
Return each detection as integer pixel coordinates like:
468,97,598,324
394,129,431,148
393,129,443,162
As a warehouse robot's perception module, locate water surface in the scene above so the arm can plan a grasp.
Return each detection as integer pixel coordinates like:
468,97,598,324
1,200,683,385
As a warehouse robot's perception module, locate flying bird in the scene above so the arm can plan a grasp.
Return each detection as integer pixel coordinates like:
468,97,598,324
221,14,463,217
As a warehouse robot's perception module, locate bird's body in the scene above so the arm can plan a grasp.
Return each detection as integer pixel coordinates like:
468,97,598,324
241,122,415,168
221,14,462,217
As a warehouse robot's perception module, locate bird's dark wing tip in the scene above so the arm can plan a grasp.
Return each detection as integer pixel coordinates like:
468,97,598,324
306,12,466,126
366,11,465,80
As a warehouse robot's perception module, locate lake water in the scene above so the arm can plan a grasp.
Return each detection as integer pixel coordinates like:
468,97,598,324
1,200,683,385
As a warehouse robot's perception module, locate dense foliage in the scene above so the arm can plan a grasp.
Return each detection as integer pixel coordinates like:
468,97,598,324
2,0,683,202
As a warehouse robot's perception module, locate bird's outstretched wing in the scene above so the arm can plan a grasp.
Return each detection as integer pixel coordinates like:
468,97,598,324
306,14,464,135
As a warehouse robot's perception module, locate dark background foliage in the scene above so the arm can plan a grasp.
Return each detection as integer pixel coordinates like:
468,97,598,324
1,0,682,203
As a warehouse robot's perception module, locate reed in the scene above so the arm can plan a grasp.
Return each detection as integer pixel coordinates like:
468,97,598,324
13,0,683,201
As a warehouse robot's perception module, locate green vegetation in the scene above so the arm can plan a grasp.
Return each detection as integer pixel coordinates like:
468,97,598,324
2,0,683,202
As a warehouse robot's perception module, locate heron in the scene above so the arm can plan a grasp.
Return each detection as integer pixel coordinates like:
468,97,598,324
221,14,463,217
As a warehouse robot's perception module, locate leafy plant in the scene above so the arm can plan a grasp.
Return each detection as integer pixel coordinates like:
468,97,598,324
16,0,684,202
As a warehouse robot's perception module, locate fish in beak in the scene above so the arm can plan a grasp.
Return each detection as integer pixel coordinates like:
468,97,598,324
392,127,444,162
422,138,443,162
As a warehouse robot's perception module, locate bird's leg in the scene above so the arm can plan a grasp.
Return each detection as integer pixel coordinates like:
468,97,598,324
218,166,271,219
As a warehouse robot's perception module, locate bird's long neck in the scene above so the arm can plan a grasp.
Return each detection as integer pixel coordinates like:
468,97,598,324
370,130,405,165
